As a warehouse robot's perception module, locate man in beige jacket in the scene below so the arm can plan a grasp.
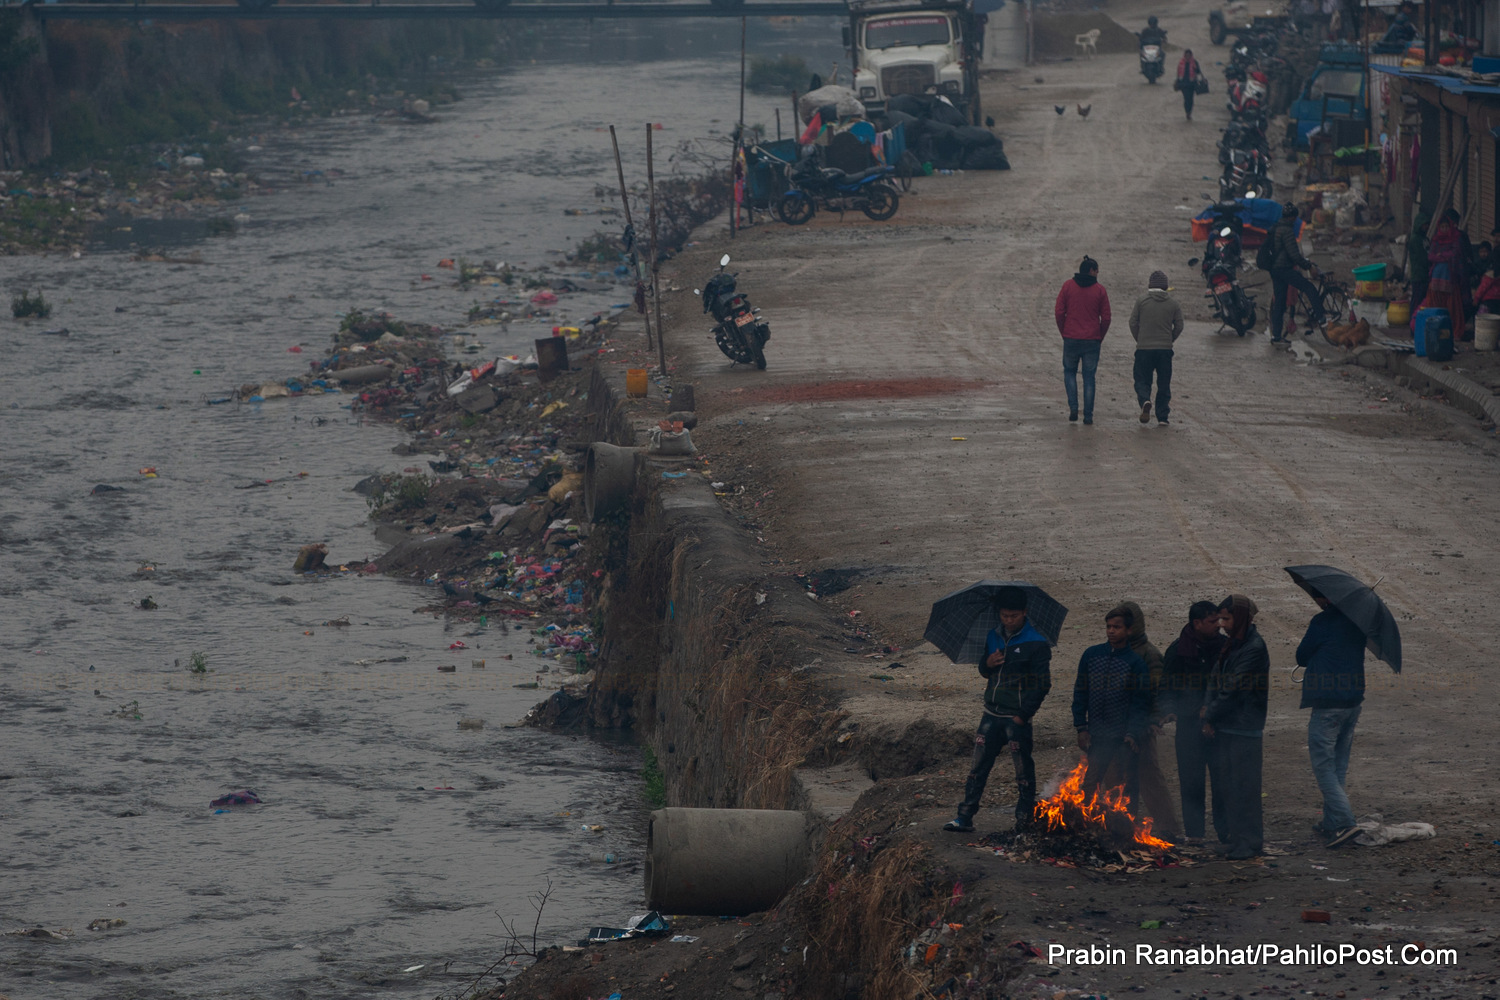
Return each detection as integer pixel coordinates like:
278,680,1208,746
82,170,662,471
1128,271,1185,426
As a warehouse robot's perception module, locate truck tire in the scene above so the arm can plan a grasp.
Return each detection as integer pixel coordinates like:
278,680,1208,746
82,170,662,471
1210,16,1228,45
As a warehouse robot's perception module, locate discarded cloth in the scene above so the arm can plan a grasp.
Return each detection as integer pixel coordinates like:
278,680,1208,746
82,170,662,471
1353,815,1436,847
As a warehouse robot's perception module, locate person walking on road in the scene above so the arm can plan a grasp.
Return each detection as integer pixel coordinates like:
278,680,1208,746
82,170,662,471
944,586,1053,834
1175,49,1204,120
1162,601,1225,844
1201,594,1270,860
1296,588,1368,848
1108,600,1183,841
1071,608,1152,813
1265,202,1325,343
1055,256,1112,425
1128,271,1184,426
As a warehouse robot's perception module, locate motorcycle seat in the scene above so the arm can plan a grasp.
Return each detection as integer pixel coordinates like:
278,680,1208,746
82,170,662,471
820,165,887,184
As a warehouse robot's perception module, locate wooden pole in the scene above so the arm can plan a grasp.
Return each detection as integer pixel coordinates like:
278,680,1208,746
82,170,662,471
647,124,668,378
609,125,653,351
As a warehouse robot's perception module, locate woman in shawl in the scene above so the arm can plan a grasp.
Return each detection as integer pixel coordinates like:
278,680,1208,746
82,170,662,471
1419,209,1467,333
1175,50,1204,121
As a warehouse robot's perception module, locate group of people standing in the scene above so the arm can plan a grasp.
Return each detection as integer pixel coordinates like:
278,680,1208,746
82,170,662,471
1408,207,1500,340
944,585,1372,861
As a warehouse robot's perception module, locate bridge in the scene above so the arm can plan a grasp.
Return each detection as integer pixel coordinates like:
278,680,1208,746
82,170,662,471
23,1,851,21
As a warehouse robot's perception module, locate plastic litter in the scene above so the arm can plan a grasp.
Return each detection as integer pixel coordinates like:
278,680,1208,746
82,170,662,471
210,790,261,807
1353,817,1437,847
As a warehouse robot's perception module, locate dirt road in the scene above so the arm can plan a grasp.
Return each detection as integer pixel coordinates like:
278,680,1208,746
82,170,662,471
646,1,1500,995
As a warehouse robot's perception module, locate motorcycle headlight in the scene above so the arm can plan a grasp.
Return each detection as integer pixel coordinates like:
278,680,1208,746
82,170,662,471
859,86,877,99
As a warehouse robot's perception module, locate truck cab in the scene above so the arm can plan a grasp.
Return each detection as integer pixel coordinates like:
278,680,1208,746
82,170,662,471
846,0,982,124
1288,42,1368,149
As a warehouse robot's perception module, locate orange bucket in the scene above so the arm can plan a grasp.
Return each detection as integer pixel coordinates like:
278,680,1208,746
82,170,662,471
625,369,648,397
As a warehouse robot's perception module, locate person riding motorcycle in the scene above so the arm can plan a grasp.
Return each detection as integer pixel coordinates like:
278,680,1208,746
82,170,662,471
1139,15,1168,46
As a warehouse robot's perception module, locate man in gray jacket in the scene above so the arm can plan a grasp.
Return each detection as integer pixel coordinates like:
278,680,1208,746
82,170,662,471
1128,271,1185,426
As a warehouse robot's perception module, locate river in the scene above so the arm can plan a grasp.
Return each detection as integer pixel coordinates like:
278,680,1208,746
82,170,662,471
0,19,839,999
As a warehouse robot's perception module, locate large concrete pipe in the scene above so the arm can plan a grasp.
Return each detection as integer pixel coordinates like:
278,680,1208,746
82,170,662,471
585,442,638,523
645,808,815,915
333,364,396,385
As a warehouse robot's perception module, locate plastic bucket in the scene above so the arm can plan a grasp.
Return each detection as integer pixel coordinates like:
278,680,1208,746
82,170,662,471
1386,300,1411,327
1351,262,1387,282
625,369,648,397
1476,313,1500,351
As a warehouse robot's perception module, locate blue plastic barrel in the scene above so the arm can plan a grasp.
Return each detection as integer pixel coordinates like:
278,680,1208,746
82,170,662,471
1413,307,1449,357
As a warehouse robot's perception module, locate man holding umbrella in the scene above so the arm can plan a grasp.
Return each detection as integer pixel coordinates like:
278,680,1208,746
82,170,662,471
942,586,1053,834
1285,565,1402,848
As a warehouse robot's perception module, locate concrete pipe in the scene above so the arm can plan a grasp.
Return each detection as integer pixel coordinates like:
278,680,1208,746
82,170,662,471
645,808,814,915
585,442,638,523
333,364,396,385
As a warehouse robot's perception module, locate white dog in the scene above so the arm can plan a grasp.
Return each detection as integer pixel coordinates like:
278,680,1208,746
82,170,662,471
1075,28,1101,57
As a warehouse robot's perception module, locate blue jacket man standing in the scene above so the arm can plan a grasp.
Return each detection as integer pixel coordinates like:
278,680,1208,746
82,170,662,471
1297,590,1368,848
945,586,1052,833
1071,608,1152,813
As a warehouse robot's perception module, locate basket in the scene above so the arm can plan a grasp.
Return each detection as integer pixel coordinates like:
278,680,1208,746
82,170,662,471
1351,263,1387,282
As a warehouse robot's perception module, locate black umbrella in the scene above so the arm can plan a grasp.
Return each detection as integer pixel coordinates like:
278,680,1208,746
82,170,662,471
924,580,1069,663
1284,565,1402,673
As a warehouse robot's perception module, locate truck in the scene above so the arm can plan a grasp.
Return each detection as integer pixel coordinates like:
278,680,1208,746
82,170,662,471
1287,42,1369,150
844,0,984,125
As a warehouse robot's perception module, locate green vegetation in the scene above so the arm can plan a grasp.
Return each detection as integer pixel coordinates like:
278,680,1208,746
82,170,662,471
10,289,51,318
188,651,208,674
339,308,409,342
642,746,667,809
114,700,143,720
367,473,432,513
748,54,810,94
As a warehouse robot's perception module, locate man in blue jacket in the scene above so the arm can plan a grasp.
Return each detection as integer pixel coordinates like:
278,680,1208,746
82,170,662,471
1297,589,1368,848
1071,608,1152,813
944,586,1052,834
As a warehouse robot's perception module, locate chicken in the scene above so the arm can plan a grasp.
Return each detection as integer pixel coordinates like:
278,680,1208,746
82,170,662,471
1077,103,1092,117
1054,105,1066,115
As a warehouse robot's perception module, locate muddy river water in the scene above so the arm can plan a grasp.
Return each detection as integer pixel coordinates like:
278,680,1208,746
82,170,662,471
0,24,835,999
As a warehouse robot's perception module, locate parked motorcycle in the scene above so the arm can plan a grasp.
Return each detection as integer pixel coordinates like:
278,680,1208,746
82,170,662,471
777,160,900,225
1226,69,1269,118
695,254,769,369
1139,42,1165,83
1189,204,1258,336
1219,146,1273,199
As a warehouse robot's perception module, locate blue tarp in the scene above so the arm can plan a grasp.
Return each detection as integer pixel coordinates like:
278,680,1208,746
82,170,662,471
1195,196,1303,236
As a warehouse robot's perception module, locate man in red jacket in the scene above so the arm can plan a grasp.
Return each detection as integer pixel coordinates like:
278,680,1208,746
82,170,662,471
1054,256,1112,424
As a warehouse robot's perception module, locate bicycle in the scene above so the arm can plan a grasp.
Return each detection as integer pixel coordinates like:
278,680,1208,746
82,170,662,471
1285,267,1349,331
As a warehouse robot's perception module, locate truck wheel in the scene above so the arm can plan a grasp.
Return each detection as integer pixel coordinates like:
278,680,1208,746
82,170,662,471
1210,18,1228,44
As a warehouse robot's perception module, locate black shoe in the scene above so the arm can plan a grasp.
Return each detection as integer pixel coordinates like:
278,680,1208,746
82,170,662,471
1068,410,1078,422
1226,849,1261,861
1139,400,1152,424
1326,825,1361,848
943,817,974,833
1082,415,1093,425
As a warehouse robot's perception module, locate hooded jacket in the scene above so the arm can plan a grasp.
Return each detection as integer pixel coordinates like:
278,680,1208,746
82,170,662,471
1129,289,1185,351
978,620,1053,721
1267,215,1312,272
1296,606,1367,709
1203,623,1270,735
1162,622,1225,718
1109,601,1166,721
1055,272,1112,341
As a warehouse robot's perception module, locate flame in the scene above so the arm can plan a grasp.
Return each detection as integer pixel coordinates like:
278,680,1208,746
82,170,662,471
1032,762,1173,851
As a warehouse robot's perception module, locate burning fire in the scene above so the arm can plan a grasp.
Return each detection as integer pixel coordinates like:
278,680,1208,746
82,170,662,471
1032,762,1173,851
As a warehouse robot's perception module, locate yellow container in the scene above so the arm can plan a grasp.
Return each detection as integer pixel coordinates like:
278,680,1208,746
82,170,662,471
1386,300,1411,327
1354,279,1384,299
626,368,648,397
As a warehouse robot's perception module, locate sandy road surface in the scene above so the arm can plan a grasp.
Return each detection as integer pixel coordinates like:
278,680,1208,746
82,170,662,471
649,0,1500,993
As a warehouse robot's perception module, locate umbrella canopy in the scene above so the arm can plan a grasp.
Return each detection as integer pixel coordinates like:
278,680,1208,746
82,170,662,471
924,580,1069,663
1284,565,1402,673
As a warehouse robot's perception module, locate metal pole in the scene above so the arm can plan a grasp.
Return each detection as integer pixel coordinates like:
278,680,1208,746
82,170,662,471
610,124,653,350
775,106,781,140
647,124,668,378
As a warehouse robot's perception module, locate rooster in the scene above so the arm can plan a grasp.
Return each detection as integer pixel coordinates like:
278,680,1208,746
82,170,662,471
1054,105,1066,115
1077,103,1092,118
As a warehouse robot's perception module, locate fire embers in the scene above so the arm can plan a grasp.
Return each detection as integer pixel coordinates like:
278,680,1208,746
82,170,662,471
1032,762,1173,852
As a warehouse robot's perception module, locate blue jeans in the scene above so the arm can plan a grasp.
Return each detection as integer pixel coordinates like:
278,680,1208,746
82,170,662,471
1062,338,1101,417
1308,705,1362,832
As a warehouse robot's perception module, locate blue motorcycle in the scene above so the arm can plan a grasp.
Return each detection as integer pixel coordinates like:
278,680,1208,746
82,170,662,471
776,161,900,225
